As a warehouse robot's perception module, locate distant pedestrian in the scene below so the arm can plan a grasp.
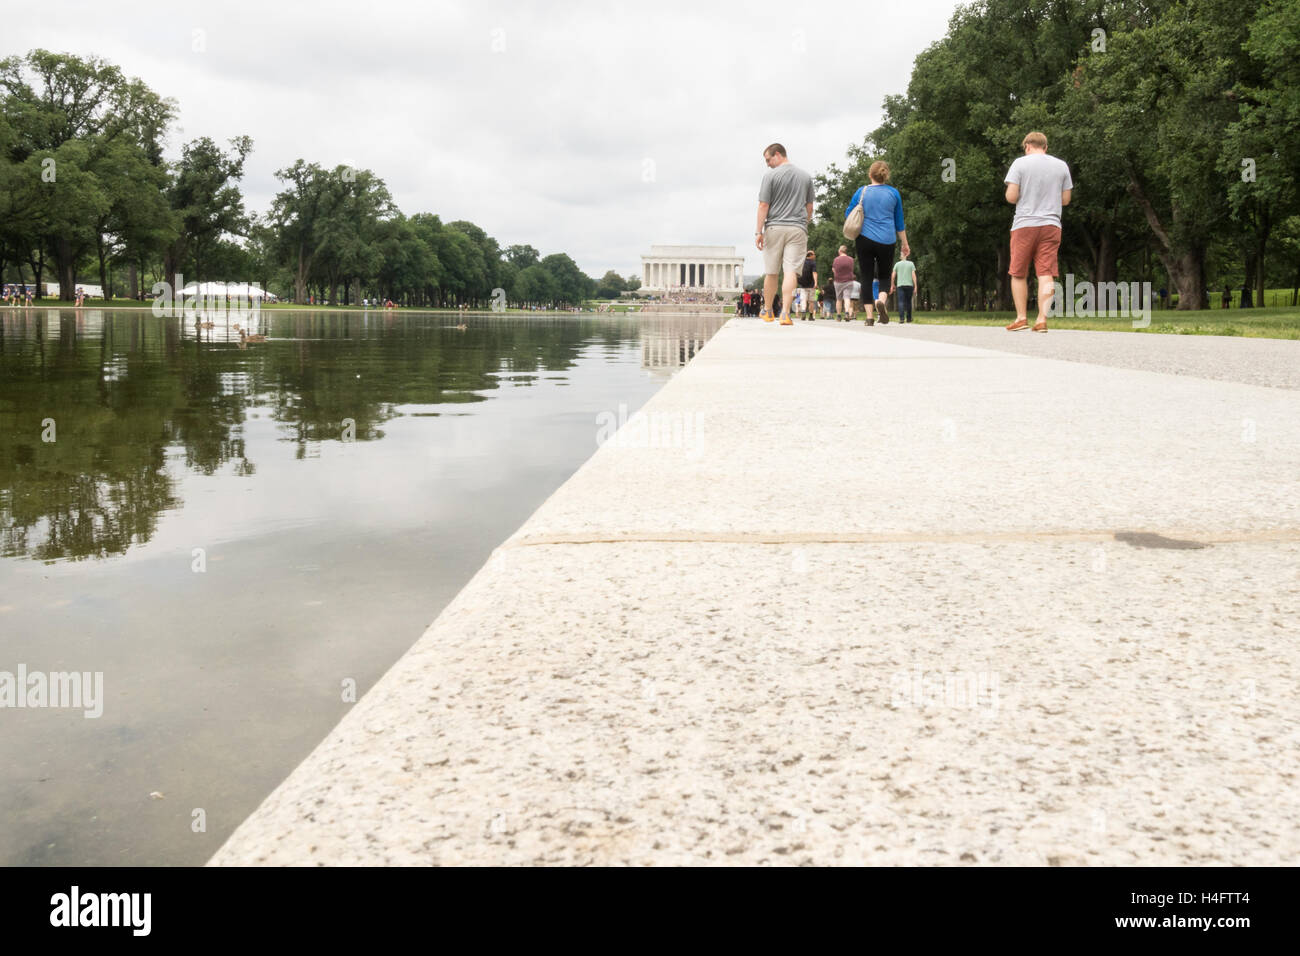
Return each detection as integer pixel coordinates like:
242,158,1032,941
891,252,917,323
1003,131,1072,332
1221,285,1231,310
756,143,815,325
796,250,818,320
1240,284,1252,309
845,161,909,325
832,244,855,320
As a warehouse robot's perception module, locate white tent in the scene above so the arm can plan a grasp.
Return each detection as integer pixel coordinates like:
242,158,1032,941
42,282,105,297
179,282,277,301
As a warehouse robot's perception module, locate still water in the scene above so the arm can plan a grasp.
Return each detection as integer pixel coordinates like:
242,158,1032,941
0,307,724,865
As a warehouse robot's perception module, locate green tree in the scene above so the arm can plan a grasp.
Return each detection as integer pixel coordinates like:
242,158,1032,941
1222,0,1300,306
447,221,501,305
0,50,173,300
594,269,627,298
163,135,252,291
269,159,336,303
539,253,592,305
314,165,394,304
513,263,557,306
504,244,540,270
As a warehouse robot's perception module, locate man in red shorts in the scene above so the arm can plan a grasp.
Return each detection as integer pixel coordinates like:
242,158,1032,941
1003,131,1072,332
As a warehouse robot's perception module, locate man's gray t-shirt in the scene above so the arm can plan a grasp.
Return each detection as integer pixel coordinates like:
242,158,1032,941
1005,153,1073,230
759,163,816,231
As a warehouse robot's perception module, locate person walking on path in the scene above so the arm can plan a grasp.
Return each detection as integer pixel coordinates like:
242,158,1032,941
891,253,917,323
831,245,855,320
756,143,815,326
1003,131,1072,332
796,250,818,320
845,160,909,325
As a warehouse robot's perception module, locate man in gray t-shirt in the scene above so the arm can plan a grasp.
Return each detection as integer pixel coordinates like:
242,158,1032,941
1003,130,1073,332
755,143,815,324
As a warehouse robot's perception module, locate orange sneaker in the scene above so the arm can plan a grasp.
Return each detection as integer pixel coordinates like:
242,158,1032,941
761,310,775,323
779,315,793,325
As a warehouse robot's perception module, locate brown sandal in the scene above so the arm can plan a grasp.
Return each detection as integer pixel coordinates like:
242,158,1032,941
1031,320,1048,333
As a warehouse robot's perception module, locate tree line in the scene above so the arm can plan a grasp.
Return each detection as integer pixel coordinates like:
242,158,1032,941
0,50,641,306
808,0,1299,311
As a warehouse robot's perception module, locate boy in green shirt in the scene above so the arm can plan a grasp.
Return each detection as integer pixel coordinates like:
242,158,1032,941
891,254,917,323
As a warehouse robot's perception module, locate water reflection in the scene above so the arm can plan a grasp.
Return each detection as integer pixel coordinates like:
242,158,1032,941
1,310,725,563
1,307,727,867
640,315,716,375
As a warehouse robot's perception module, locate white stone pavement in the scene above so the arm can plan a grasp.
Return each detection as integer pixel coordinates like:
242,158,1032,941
210,319,1300,866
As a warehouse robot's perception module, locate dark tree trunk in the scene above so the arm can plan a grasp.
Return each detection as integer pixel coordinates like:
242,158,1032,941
1163,251,1204,311
996,244,1011,310
97,232,110,300
163,238,186,295
293,241,309,303
1127,182,1204,311
29,246,45,299
51,237,77,302
1254,211,1270,309
1096,223,1118,283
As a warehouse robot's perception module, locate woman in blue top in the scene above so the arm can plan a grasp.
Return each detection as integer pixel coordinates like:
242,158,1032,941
844,160,910,325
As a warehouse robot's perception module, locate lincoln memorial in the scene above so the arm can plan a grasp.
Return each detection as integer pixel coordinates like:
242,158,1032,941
640,244,745,293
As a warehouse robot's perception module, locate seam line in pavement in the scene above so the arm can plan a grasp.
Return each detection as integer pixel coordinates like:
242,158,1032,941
504,529,1300,547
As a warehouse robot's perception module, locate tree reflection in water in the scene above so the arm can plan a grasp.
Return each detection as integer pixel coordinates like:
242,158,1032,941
1,309,712,562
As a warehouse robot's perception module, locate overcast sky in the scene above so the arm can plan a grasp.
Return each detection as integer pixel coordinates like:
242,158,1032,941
9,0,963,279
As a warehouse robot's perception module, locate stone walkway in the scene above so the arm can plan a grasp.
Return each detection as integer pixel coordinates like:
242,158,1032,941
211,319,1300,865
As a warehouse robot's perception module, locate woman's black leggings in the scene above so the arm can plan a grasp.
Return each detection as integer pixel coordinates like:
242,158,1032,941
854,235,894,302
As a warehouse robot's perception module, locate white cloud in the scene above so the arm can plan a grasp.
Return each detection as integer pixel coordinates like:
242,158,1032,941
8,0,960,277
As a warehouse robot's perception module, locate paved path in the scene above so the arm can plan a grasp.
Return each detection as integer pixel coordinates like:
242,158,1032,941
888,323,1300,391
211,319,1300,865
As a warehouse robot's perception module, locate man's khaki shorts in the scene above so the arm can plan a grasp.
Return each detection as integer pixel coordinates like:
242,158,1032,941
763,224,808,276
